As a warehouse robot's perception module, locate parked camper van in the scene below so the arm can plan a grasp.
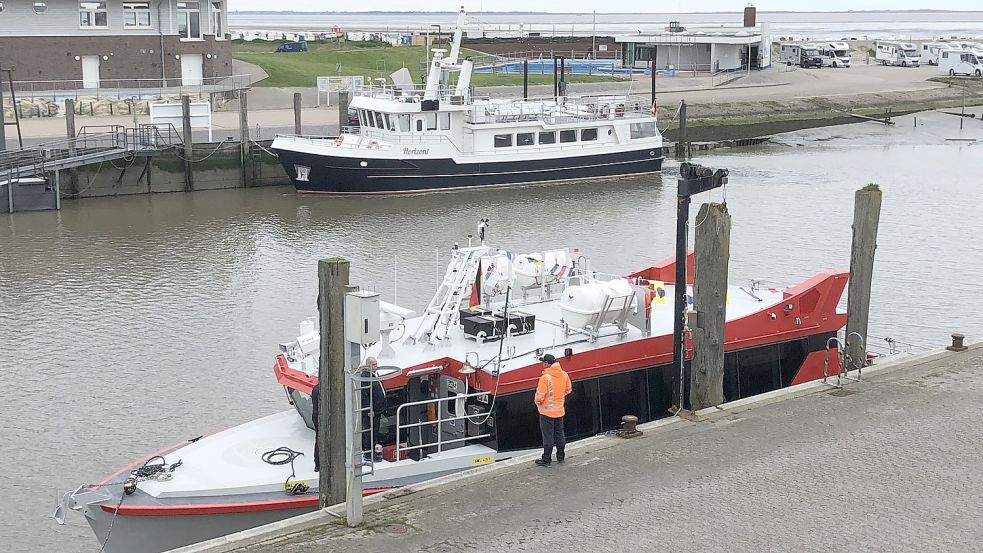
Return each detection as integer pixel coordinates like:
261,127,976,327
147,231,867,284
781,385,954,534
938,50,983,77
779,43,822,68
821,42,851,67
920,42,957,65
875,41,920,67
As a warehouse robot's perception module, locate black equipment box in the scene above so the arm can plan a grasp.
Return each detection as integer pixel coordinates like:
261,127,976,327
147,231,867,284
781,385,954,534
498,309,536,335
463,314,506,341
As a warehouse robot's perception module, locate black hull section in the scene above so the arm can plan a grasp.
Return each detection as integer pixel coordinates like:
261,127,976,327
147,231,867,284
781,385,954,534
274,147,664,194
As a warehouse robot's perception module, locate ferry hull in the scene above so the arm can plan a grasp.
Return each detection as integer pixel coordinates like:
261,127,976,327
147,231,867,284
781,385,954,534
274,147,664,194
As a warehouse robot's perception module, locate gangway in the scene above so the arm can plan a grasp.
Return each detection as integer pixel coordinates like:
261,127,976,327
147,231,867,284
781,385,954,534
1,124,182,213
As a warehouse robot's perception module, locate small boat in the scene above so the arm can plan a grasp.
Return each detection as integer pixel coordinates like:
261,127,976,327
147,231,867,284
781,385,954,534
271,8,663,194
61,224,850,553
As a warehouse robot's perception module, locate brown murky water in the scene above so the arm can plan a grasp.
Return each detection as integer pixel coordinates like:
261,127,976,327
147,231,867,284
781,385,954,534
2,108,982,551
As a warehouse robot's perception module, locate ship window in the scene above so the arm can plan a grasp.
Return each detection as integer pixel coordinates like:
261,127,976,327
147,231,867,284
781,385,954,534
516,132,534,146
559,130,577,143
374,112,385,129
416,118,423,131
439,112,451,130
630,122,658,139
424,113,437,131
538,131,556,145
581,128,598,141
494,134,512,147
398,114,410,132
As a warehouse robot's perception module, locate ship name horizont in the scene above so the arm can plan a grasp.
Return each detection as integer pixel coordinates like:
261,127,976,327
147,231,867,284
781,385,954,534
403,147,430,155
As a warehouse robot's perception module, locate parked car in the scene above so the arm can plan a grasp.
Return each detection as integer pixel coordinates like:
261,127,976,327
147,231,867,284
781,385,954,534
275,41,308,53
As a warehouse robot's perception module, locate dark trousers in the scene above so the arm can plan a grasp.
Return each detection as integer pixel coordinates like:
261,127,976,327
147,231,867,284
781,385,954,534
539,414,566,462
362,413,382,454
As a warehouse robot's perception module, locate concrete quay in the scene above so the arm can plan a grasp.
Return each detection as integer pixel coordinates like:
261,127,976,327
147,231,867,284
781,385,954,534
176,340,983,553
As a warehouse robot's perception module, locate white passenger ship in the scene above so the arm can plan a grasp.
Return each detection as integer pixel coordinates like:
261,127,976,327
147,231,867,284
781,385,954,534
271,9,663,194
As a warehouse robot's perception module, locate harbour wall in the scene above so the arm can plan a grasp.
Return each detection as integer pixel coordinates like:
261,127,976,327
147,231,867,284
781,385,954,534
65,140,288,199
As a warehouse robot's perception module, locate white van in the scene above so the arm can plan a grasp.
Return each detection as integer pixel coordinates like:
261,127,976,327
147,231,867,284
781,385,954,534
875,41,920,67
938,50,983,77
823,42,851,67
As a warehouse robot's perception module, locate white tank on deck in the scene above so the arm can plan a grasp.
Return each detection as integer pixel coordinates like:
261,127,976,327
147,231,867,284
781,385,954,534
513,250,573,289
559,278,636,329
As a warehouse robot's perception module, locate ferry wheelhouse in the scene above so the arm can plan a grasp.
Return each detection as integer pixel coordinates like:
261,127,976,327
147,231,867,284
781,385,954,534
271,9,663,194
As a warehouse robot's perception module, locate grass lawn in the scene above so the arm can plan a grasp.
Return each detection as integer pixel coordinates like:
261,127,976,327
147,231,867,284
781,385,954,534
232,41,623,87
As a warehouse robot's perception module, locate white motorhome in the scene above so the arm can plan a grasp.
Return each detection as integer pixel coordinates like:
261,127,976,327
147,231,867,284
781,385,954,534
920,42,959,65
821,42,851,67
938,50,983,77
875,41,920,67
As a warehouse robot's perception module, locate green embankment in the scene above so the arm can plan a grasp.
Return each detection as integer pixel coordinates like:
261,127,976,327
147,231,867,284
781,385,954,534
232,40,622,87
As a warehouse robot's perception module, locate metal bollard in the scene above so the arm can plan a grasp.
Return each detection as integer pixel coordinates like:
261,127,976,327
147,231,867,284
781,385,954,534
946,333,968,352
616,415,642,438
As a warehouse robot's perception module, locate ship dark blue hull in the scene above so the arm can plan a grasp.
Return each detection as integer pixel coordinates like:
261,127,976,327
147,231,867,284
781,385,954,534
274,147,664,194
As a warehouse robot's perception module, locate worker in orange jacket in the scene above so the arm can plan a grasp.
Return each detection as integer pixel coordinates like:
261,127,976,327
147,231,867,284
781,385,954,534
533,354,572,466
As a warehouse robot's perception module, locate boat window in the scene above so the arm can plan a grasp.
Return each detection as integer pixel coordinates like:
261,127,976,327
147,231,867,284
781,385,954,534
398,114,410,132
416,117,423,132
559,130,577,143
425,113,437,131
494,134,513,148
538,131,556,145
581,128,598,141
439,112,451,130
358,110,367,127
374,112,385,129
630,122,658,139
516,132,534,146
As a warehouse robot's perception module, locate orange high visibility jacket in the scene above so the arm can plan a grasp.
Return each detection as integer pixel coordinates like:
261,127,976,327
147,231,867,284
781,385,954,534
534,362,572,418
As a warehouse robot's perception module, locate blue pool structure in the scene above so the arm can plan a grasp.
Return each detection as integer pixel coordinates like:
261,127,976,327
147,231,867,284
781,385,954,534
473,59,670,77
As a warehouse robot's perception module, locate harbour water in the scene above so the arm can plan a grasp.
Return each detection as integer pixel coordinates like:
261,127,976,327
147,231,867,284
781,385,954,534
2,109,983,552
228,10,983,41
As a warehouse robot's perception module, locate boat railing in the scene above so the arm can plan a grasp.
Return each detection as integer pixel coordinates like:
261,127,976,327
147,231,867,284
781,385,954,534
394,391,492,459
467,94,655,125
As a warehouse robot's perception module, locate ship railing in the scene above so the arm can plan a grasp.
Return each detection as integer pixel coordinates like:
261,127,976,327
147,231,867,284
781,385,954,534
355,82,470,104
466,94,655,125
394,391,492,460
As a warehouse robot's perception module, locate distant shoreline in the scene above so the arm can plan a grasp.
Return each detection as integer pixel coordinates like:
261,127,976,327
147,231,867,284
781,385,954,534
230,10,979,15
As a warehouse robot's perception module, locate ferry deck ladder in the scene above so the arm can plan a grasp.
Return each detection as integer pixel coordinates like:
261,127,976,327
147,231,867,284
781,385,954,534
409,245,488,345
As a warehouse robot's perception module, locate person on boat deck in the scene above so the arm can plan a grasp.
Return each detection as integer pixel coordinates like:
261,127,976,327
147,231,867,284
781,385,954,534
311,381,322,472
361,357,389,463
534,354,572,466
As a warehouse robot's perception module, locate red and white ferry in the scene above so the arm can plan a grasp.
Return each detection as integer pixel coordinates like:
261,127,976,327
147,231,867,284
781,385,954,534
61,231,848,553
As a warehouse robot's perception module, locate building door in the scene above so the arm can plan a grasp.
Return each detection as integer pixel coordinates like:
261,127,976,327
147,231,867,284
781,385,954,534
81,56,100,89
180,54,203,86
750,45,760,68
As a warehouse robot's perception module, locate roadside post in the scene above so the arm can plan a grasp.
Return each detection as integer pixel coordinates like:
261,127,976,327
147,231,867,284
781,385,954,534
674,163,728,411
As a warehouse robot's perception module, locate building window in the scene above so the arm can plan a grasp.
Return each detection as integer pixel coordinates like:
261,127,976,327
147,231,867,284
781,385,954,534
79,1,108,26
211,1,223,38
559,130,577,143
517,132,534,146
177,1,201,39
538,131,556,145
33,2,46,14
123,2,151,27
494,134,512,148
581,128,598,141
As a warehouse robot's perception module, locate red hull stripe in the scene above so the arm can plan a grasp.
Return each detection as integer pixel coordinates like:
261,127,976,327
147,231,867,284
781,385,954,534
99,488,396,516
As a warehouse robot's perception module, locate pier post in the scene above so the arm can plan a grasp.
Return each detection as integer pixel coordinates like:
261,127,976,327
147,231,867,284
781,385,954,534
65,99,79,196
676,99,688,158
337,90,350,135
845,184,882,370
318,258,350,510
181,95,194,192
553,56,558,100
238,90,251,188
690,202,730,410
293,92,303,135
